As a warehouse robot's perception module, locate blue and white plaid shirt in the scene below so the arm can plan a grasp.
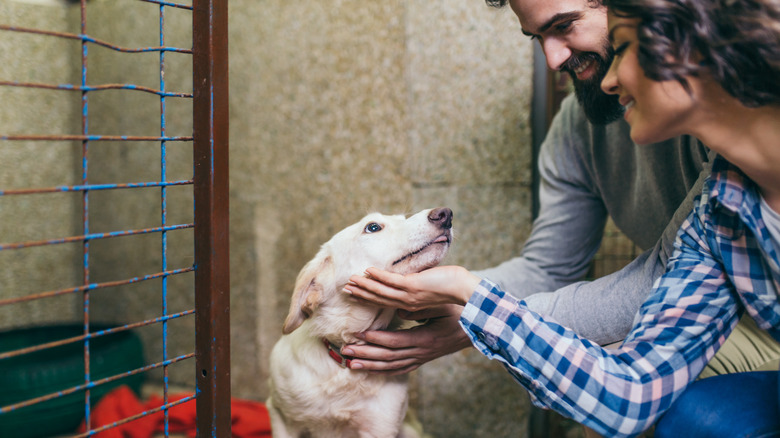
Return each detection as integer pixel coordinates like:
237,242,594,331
461,156,780,437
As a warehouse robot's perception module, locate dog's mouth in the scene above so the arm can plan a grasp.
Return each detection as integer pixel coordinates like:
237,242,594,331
391,231,451,267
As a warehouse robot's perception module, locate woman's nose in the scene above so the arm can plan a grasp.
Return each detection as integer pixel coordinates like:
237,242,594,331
601,61,619,95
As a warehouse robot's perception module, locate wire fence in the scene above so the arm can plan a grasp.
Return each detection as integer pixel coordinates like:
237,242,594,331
0,0,229,436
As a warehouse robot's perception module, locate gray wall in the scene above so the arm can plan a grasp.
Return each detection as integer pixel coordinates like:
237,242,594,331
0,0,536,435
0,0,83,329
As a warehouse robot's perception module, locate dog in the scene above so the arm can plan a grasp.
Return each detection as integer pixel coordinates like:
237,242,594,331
266,207,453,438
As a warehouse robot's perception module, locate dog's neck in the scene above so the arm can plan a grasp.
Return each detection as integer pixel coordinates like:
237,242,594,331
322,338,353,368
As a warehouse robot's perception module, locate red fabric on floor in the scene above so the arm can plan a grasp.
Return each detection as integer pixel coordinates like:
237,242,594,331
78,385,272,438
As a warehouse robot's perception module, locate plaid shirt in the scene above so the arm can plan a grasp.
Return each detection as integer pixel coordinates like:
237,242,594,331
461,156,780,437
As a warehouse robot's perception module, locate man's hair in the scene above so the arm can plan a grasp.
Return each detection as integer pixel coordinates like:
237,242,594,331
485,0,508,7
603,0,780,107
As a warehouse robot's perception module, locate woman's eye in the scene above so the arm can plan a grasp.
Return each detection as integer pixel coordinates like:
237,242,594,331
613,41,630,56
364,223,383,233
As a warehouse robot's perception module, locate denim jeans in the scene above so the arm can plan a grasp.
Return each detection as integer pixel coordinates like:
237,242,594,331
654,370,780,438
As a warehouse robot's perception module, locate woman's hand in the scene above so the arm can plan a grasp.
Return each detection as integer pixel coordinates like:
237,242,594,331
343,265,481,313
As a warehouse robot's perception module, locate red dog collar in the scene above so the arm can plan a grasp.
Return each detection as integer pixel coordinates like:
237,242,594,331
323,339,353,368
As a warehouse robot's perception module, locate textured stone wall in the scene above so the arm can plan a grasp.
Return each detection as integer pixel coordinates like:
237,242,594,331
0,0,82,329
1,1,536,435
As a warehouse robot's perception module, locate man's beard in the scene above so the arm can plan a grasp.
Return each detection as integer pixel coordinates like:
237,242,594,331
562,49,624,125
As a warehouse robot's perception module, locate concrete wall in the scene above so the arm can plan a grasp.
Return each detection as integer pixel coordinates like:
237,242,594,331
0,1,536,435
0,0,82,329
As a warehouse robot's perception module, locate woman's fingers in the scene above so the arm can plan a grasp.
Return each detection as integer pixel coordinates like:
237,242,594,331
344,266,479,310
364,267,409,289
344,275,411,308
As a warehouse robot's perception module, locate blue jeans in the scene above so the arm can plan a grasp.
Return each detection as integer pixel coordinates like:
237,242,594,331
655,371,780,438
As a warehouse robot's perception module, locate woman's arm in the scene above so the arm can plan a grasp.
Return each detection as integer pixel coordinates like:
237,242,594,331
347,209,742,437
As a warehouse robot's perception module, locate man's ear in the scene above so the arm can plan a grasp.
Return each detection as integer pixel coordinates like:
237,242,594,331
282,253,334,334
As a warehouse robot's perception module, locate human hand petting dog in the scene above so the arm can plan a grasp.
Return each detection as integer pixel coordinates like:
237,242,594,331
342,265,481,374
340,304,474,375
344,265,482,312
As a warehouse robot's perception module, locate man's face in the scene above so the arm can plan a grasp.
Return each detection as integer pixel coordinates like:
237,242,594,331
509,0,623,124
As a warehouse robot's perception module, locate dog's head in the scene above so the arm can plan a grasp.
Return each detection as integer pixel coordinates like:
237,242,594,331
282,207,453,336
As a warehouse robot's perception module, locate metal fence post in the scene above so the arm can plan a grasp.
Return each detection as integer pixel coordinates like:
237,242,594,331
193,0,231,435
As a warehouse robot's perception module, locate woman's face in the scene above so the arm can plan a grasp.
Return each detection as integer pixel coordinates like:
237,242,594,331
600,13,696,144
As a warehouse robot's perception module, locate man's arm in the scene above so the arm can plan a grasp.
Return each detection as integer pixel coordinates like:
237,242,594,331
345,96,613,370
513,147,713,344
475,94,609,298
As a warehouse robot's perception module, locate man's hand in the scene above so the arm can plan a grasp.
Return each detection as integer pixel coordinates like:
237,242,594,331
342,304,473,375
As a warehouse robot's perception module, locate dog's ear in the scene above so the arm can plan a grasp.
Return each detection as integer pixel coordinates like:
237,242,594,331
282,253,334,334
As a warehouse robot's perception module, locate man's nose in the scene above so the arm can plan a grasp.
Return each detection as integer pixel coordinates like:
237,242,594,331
542,37,572,71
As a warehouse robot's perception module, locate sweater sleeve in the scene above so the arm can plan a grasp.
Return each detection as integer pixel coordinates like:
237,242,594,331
474,94,608,299
519,151,714,344
474,95,714,345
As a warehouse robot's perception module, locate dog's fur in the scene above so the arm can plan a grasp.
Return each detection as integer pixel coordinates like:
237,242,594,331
266,208,453,438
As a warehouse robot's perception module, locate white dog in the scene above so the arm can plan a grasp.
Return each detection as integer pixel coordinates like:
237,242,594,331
266,207,453,438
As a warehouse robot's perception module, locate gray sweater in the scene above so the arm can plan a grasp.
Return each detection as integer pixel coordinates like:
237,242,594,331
475,94,712,345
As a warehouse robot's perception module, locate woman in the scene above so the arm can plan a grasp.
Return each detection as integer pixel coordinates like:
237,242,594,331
344,0,780,436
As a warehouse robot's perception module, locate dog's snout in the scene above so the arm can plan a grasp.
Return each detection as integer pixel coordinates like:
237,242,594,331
428,207,453,229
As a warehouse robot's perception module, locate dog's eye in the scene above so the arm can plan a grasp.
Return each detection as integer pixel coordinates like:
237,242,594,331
364,222,383,233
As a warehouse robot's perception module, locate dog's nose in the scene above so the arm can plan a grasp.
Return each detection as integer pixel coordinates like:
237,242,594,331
428,207,453,229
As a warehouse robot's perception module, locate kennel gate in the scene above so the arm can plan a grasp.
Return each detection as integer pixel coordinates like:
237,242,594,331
0,0,230,436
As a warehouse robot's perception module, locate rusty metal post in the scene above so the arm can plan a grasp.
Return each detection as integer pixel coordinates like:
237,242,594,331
192,0,230,436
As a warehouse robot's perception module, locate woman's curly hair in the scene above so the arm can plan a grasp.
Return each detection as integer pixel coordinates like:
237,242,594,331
603,0,780,107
